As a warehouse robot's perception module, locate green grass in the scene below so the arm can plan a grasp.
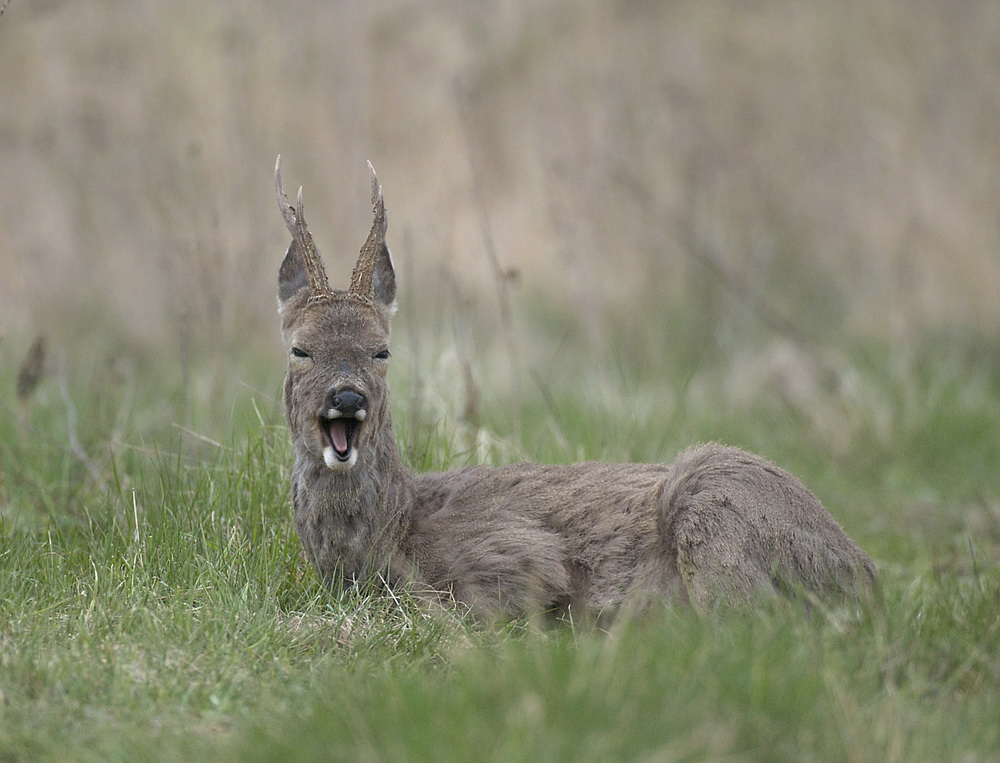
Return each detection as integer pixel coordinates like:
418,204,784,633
2,333,999,762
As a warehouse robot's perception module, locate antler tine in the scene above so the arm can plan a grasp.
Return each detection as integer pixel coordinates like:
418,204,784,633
275,155,298,233
368,159,382,208
295,187,332,296
274,155,331,297
349,161,387,297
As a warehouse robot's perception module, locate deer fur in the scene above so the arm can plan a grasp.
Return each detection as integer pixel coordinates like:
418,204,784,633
274,157,876,618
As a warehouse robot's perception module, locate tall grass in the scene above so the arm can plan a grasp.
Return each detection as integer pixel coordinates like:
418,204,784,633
2,1,1000,360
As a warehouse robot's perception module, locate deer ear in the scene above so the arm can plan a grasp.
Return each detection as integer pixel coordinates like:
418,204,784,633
372,243,397,311
278,239,309,304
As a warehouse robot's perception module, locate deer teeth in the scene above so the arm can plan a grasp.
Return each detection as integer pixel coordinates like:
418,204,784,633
325,408,365,421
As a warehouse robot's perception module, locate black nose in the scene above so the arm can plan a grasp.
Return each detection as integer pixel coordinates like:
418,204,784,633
327,388,366,417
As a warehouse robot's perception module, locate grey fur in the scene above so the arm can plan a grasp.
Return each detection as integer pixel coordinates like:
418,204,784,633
276,160,876,618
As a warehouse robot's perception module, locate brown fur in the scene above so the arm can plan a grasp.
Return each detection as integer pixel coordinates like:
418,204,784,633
275,159,876,618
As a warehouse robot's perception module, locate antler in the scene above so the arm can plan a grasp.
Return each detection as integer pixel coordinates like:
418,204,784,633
349,161,387,297
275,155,332,297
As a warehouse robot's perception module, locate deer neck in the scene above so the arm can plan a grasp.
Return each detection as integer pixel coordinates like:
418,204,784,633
291,412,416,584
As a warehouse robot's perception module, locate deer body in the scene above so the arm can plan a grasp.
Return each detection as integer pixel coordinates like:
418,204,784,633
275,158,876,617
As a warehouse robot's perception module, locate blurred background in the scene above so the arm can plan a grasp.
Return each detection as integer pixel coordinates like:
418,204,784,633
1,1,999,520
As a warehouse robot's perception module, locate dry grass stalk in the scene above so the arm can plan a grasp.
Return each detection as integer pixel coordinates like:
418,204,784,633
15,335,46,404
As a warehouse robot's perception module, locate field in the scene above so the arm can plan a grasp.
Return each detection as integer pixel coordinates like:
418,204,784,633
2,1,1000,761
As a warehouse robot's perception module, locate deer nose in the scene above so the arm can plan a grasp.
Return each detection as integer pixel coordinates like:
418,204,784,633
327,388,366,418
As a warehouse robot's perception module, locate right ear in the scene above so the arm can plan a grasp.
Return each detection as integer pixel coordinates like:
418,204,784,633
372,242,397,312
278,238,309,305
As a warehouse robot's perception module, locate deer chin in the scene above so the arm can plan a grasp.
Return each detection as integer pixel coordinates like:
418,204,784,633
318,414,364,471
323,445,358,471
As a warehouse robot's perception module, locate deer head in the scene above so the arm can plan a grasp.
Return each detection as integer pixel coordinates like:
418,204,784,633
275,156,397,472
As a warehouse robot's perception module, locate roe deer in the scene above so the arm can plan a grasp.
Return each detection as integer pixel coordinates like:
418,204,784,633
274,157,876,618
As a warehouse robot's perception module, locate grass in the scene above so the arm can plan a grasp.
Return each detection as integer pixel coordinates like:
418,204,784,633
2,324,999,762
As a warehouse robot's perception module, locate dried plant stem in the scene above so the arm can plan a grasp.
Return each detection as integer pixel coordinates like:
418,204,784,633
170,422,227,451
401,227,427,451
675,214,809,348
454,83,522,405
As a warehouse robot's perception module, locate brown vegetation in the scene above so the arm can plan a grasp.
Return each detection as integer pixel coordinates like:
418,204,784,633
1,0,998,361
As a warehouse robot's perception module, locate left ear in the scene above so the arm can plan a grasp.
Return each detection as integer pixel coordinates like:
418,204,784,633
278,238,310,304
372,242,397,312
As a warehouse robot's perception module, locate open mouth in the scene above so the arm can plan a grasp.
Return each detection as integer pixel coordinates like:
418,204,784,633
319,412,364,468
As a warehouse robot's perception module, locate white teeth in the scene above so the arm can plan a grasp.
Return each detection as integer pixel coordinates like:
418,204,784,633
325,409,366,420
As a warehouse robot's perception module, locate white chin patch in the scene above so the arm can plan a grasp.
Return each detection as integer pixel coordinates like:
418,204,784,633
323,446,358,471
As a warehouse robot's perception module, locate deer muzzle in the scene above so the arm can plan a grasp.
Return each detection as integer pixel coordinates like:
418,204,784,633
318,389,368,470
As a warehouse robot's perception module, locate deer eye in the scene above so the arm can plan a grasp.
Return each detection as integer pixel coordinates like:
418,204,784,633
373,349,390,360
291,347,311,359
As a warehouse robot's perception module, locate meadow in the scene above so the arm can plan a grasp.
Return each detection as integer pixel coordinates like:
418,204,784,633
2,1,1000,760
3,320,999,761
